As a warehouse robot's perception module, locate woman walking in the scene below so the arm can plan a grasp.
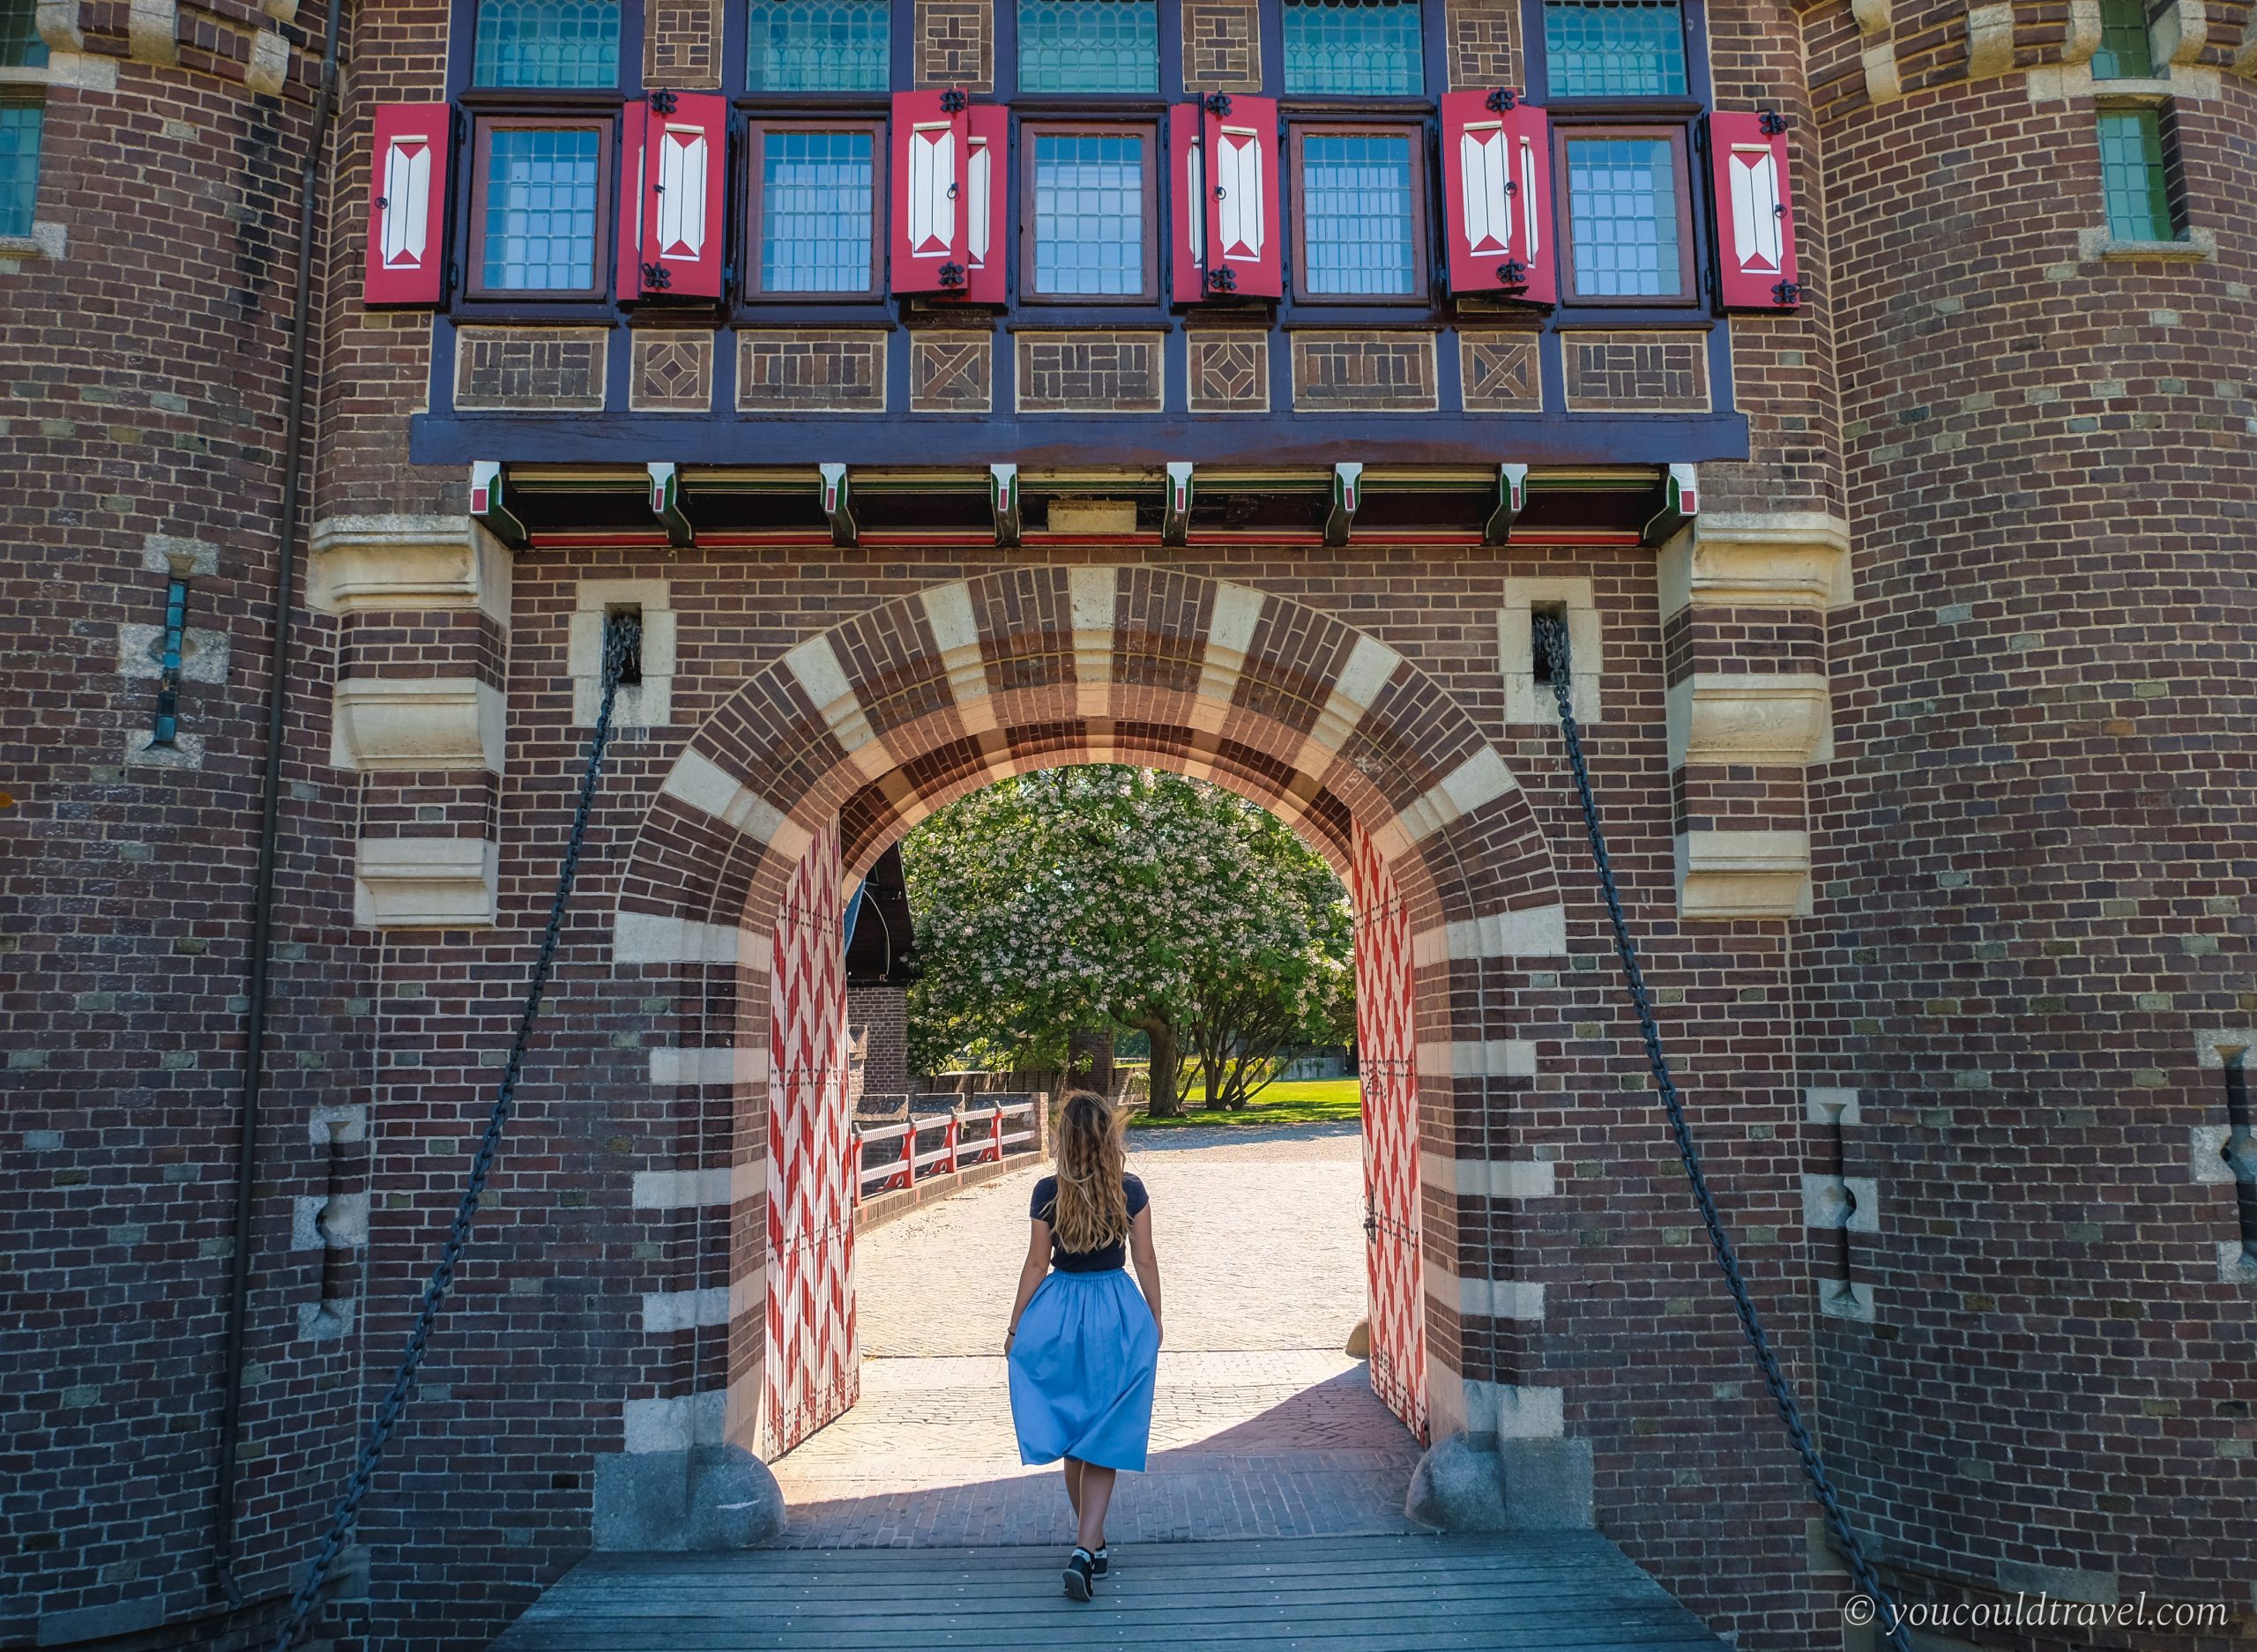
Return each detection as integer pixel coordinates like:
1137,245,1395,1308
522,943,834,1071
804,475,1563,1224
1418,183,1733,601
1005,1089,1164,1601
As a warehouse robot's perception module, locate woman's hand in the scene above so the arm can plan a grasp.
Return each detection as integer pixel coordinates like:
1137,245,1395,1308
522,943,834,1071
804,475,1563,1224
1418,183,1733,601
1151,1314,1164,1349
1003,1326,1017,1359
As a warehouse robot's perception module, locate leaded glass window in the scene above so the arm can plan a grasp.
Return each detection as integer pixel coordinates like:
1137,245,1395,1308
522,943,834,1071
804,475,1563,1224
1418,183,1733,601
2089,0,2154,78
2096,109,2177,241
1297,132,1418,295
480,126,604,291
747,0,890,91
1543,0,1687,97
1028,130,1150,296
2,0,49,68
1563,133,1687,298
757,129,877,293
1284,0,1422,95
0,100,40,237
473,0,621,88
1018,0,1158,93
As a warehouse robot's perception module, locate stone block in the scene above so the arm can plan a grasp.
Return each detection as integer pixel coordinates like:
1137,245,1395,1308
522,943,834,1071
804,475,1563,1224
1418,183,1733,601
331,677,505,773
353,837,500,929
308,515,514,625
592,1445,786,1551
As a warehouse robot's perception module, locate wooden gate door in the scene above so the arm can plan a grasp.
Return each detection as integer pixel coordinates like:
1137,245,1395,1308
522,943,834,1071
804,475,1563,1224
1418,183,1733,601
764,821,860,1456
1351,823,1428,1440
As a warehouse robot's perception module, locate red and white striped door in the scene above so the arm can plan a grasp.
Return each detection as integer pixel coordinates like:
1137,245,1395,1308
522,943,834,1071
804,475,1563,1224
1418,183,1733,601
1352,823,1427,1440
764,822,860,1457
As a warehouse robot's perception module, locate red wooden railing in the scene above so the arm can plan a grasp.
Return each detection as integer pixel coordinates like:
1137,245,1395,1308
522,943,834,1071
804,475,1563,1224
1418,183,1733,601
851,1098,1039,1205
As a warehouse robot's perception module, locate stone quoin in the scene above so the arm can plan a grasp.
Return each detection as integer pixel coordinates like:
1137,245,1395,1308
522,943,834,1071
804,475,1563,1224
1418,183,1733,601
1,0,2252,1645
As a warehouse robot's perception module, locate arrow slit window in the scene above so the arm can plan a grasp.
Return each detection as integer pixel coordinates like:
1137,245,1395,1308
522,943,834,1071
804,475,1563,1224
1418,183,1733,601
748,124,883,297
1018,0,1159,92
469,118,615,296
1541,0,1686,97
1291,125,1426,301
1022,124,1157,301
1556,126,1691,302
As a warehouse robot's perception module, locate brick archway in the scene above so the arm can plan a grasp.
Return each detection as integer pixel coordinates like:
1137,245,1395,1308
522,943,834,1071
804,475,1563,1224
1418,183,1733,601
606,566,1570,1494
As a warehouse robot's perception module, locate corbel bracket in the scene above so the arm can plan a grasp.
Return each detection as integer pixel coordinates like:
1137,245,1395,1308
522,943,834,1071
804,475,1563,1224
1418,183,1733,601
1641,463,1699,546
990,463,1021,549
820,463,856,547
647,462,694,547
1324,462,1362,548
1481,463,1529,546
1162,462,1194,547
468,461,528,548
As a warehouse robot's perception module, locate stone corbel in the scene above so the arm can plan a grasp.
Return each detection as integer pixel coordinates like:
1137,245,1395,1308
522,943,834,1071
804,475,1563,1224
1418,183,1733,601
308,514,514,627
245,28,290,94
2150,0,2209,68
2063,0,2101,65
1851,0,1902,100
1965,0,2016,79
1676,831,1814,920
331,678,506,772
1667,674,1833,769
36,0,83,51
2237,11,2256,77
1657,512,1853,618
353,837,500,928
127,0,177,64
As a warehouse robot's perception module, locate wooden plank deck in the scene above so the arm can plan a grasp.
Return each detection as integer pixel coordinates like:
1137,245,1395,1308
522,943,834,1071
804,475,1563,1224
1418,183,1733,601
488,1532,1732,1652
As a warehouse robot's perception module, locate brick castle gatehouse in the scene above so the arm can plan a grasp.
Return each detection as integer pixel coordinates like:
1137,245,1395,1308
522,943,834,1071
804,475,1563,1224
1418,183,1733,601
2,0,2251,1644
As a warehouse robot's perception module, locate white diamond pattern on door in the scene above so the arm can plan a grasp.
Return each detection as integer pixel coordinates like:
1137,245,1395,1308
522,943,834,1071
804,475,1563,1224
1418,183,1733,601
1351,822,1426,1441
765,821,860,1458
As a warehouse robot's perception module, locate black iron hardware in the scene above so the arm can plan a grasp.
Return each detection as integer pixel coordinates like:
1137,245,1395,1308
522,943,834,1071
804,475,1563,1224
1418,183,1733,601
1758,108,1787,136
940,89,967,113
650,88,678,115
939,262,967,288
1204,92,1232,115
1772,279,1801,306
1204,266,1236,294
1485,87,1519,111
1496,257,1527,287
642,262,672,290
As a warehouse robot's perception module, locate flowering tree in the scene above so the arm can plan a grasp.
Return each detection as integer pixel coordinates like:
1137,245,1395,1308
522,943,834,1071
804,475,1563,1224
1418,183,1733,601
900,766,1352,1117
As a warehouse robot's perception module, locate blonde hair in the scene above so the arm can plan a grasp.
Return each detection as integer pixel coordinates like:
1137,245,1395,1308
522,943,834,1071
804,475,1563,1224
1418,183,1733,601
1050,1090,1128,1254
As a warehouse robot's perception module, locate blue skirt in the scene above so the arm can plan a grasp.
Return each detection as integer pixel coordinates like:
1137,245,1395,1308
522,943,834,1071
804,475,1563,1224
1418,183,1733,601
1008,1269,1160,1471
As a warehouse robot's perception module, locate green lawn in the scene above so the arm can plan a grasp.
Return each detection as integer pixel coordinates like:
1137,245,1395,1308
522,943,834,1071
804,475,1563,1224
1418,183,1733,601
1127,1076,1362,1129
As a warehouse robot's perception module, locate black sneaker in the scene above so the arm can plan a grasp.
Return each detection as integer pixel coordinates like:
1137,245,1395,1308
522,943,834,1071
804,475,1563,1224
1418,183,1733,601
1091,1545,1109,1579
1063,1546,1097,1601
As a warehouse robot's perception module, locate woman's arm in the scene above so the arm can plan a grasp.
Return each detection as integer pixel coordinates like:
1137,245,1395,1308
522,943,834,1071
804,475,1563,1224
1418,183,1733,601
1128,1205,1163,1348
1004,1219,1051,1356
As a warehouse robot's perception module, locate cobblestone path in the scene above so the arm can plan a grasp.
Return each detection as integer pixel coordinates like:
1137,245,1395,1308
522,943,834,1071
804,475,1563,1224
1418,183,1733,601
770,1122,1431,1548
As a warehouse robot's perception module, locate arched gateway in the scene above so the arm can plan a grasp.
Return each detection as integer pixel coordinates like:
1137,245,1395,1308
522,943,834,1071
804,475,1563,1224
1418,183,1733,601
594,565,1569,1537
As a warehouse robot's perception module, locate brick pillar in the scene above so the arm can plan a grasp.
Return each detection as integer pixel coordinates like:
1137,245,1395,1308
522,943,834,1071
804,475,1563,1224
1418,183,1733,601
309,515,515,929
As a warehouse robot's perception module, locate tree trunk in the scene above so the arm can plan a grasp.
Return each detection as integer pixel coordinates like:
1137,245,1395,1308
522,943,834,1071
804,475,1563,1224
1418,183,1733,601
1139,1016,1182,1119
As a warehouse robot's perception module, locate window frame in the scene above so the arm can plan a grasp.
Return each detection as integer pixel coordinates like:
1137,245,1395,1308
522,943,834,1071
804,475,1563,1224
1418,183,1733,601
1279,0,1426,99
1552,120,1696,308
2093,100,2185,243
467,0,628,92
743,0,895,94
1286,119,1430,306
1013,0,1164,97
742,117,888,301
1017,118,1160,305
464,112,618,302
1534,0,1691,102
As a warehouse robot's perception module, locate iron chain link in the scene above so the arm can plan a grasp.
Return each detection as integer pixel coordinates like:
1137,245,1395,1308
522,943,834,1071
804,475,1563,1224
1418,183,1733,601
265,615,642,1652
1533,616,1911,1652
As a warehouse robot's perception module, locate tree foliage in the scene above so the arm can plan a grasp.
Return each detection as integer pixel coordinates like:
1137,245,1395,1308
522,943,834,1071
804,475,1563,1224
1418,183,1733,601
900,767,1353,1116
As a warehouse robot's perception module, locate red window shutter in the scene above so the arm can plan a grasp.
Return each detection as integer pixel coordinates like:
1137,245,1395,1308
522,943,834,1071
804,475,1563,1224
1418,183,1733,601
631,93,727,301
615,97,648,301
1169,103,1206,304
1440,90,1554,305
365,104,450,307
890,89,970,295
961,104,1007,303
1709,110,1799,309
1200,94,1278,299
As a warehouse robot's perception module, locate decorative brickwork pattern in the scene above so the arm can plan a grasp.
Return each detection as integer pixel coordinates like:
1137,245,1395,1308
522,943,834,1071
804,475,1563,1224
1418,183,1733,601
630,331,716,413
1561,331,1710,413
1458,331,1542,412
1016,331,1164,413
454,327,608,412
1289,331,1439,413
908,331,992,413
738,330,888,413
914,0,993,89
1444,0,1517,88
1188,331,1270,412
644,0,723,87
1181,0,1260,90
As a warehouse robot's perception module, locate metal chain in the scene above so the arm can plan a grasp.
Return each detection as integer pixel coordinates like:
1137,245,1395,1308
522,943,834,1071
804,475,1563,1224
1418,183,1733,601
1532,617,1911,1652
264,614,643,1652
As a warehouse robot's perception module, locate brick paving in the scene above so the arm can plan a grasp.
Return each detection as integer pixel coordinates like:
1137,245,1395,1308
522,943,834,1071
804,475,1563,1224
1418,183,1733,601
772,1122,1431,1548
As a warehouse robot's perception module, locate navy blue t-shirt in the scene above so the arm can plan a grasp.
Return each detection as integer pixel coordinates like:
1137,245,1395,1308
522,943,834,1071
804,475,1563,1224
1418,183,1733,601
1031,1173,1149,1273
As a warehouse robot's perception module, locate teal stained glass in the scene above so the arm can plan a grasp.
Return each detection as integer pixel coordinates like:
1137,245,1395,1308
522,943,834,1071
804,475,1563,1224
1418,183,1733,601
2096,109,2176,241
1543,0,1686,96
1285,0,1422,95
473,0,621,87
1566,136,1681,295
2089,0,2153,78
762,130,875,291
2,0,49,68
482,127,602,289
1018,0,1158,92
748,0,890,91
0,100,40,236
1032,134,1143,293
1300,134,1415,294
